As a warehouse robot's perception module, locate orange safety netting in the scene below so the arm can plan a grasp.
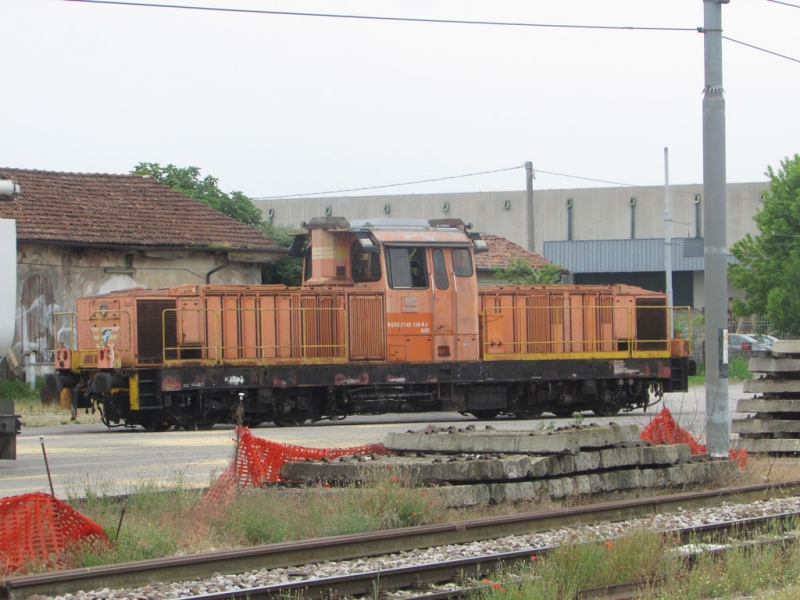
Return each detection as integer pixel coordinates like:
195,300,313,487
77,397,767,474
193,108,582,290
201,427,385,507
640,407,748,467
640,407,707,454
0,492,108,572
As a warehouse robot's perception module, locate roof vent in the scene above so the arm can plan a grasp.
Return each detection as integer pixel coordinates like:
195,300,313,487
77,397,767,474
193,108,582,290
0,177,21,200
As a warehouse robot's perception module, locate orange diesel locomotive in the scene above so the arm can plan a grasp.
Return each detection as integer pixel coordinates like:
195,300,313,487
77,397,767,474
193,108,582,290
46,217,695,430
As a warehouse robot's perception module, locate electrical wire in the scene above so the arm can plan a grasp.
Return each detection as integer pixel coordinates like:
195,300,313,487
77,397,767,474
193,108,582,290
67,1,799,64
254,165,526,199
64,0,697,32
723,35,800,64
766,0,800,8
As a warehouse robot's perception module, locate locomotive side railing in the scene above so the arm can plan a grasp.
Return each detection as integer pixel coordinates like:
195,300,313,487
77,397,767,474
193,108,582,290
161,305,348,365
480,304,688,361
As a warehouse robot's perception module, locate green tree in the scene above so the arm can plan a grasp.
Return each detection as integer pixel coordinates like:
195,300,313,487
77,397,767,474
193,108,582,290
260,222,303,286
132,162,263,228
729,154,800,335
132,162,305,286
493,256,563,285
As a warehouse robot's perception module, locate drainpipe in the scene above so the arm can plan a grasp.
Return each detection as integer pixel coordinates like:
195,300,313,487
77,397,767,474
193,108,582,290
206,252,231,284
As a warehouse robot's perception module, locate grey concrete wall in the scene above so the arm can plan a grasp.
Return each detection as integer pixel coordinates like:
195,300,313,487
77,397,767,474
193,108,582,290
255,182,767,256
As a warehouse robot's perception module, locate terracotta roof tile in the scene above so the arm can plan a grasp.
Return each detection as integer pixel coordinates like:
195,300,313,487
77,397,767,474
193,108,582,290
475,234,562,272
0,168,281,252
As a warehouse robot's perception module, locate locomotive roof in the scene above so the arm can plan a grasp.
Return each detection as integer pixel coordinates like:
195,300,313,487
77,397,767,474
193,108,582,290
368,228,473,246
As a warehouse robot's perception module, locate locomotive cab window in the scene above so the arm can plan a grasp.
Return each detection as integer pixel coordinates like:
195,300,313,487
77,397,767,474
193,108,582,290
432,248,449,290
351,241,382,282
452,248,473,277
386,247,428,289
303,245,313,282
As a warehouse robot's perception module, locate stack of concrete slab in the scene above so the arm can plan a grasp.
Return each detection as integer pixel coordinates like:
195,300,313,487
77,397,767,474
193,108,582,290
282,422,735,506
734,340,800,453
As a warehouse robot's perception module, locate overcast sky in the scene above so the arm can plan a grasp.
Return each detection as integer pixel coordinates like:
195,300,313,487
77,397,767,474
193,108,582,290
2,0,798,199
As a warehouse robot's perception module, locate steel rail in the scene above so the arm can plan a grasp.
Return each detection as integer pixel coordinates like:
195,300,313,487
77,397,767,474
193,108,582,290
4,479,800,599
168,513,800,600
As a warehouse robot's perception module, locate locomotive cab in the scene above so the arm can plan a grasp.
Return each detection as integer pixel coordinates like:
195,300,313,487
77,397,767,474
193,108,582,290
295,217,486,363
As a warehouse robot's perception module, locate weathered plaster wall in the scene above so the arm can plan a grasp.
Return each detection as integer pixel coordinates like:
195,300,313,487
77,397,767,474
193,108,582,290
15,243,264,374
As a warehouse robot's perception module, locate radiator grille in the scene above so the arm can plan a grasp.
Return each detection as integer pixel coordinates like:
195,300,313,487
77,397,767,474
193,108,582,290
635,297,668,351
137,299,177,363
349,295,385,360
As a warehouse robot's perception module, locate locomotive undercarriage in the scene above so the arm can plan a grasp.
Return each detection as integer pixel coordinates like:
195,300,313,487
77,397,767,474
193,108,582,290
52,356,687,431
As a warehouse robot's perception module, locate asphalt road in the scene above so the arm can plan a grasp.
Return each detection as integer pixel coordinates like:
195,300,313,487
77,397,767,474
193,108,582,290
0,383,746,499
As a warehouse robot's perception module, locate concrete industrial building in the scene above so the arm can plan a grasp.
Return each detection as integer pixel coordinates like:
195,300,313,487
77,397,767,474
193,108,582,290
254,181,767,310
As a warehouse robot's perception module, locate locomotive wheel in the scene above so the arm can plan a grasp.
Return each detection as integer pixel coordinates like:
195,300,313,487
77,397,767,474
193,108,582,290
592,404,622,417
470,410,500,420
514,410,544,420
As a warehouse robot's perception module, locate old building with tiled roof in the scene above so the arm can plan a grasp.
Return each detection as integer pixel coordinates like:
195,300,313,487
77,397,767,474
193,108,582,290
0,168,284,377
475,234,565,286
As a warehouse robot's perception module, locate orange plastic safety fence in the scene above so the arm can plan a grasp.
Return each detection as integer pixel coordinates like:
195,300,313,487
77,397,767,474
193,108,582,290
640,407,707,454
201,427,385,509
640,407,749,468
729,448,749,468
0,492,108,572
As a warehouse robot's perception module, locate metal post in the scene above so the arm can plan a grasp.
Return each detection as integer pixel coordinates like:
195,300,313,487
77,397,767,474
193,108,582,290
702,0,730,457
664,148,674,338
525,161,535,252
39,436,55,497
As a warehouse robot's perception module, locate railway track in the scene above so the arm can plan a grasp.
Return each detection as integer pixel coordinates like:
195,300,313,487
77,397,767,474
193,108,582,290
146,511,800,600
4,480,800,600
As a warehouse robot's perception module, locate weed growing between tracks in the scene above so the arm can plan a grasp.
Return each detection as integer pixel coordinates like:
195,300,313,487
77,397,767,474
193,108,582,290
476,527,800,600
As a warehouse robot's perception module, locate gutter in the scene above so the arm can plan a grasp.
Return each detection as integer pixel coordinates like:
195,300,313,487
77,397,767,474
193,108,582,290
206,251,231,284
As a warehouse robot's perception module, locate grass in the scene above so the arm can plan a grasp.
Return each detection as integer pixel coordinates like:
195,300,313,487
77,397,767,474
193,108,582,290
63,470,444,569
688,355,752,386
0,377,102,427
52,453,798,571
477,527,800,600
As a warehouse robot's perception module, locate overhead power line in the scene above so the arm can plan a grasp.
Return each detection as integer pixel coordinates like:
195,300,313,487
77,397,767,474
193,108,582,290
722,35,800,64
766,0,800,8
69,1,800,64
255,165,726,201
64,0,697,32
255,165,526,200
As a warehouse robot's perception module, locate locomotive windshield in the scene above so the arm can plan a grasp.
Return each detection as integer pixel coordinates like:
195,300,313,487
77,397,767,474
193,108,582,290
351,241,382,282
452,248,473,277
386,247,428,289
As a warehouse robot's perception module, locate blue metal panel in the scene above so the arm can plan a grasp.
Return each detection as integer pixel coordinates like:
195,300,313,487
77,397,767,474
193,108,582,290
543,238,711,273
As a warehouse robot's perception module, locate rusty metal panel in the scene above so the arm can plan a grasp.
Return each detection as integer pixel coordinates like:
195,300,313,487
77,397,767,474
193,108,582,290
525,294,550,353
600,296,614,351
279,295,296,358
349,294,385,360
258,294,278,358
241,295,259,359
550,294,565,353
177,298,203,346
222,296,240,360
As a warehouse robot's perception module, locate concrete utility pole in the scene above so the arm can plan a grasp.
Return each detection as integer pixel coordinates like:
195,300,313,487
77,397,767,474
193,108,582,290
702,0,730,457
525,161,535,252
664,147,674,339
